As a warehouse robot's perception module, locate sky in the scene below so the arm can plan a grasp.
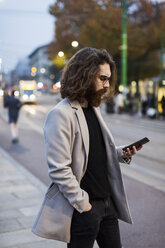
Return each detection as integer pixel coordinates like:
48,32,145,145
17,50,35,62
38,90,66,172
0,0,163,73
0,0,55,72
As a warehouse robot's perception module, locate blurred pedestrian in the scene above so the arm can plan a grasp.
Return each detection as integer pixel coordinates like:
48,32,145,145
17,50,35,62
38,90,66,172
5,90,22,143
3,90,9,108
161,95,165,120
146,93,157,119
105,97,115,113
126,92,134,115
141,95,148,117
115,90,124,114
147,93,156,109
32,48,143,248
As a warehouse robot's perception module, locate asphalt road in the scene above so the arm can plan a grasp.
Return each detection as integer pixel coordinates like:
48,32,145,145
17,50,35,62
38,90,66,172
0,93,165,248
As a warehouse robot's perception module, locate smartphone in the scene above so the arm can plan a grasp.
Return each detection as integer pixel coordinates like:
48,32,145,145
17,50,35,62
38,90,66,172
122,137,150,152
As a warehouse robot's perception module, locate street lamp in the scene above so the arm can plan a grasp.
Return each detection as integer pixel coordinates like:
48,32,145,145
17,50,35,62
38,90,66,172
58,51,64,57
31,67,37,77
40,68,46,74
71,41,79,48
31,67,37,73
50,74,55,80
121,0,127,89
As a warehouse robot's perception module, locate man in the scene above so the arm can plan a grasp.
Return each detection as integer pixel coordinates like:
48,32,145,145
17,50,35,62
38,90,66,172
32,48,142,248
5,90,22,143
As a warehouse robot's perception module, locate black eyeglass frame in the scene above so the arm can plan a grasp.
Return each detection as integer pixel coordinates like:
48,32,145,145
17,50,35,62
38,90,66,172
98,75,111,86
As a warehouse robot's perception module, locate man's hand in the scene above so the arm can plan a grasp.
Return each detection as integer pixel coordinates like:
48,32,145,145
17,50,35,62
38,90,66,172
122,145,143,160
83,202,92,212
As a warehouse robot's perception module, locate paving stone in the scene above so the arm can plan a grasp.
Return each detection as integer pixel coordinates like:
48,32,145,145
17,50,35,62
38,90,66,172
21,239,66,248
0,148,77,248
0,173,25,182
0,229,43,247
0,198,42,210
0,185,38,194
0,160,16,170
19,206,40,217
0,193,17,203
0,181,14,188
13,190,42,200
4,239,65,248
0,219,22,233
0,210,23,221
17,216,36,229
8,179,31,186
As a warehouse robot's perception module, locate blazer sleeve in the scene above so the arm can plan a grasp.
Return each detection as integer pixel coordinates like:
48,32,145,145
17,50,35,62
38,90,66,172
116,146,132,164
44,107,89,213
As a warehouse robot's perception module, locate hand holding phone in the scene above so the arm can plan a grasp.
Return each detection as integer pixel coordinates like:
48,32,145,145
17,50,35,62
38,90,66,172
122,137,150,152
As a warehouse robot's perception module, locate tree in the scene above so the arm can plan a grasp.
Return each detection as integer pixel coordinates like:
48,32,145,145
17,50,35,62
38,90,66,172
127,0,165,81
47,0,165,84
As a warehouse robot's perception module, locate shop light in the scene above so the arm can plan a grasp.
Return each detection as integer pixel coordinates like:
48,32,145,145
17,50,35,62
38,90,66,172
131,81,136,86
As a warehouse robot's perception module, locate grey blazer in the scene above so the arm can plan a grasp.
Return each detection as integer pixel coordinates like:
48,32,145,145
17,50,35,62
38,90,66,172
32,98,132,243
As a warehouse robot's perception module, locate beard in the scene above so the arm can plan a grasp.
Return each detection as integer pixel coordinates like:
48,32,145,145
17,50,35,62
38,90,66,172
85,88,108,107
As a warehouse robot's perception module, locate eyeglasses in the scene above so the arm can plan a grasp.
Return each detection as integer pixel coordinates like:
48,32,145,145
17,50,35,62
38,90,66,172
98,75,111,86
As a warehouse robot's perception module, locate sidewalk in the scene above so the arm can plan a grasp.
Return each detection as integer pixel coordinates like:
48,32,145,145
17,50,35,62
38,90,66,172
0,147,67,248
0,107,164,247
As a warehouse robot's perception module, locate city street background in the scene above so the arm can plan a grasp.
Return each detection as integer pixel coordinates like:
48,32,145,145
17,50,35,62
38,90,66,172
1,1,165,247
0,92,165,248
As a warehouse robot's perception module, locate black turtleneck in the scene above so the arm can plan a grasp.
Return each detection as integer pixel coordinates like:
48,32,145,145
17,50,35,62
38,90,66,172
81,105,111,200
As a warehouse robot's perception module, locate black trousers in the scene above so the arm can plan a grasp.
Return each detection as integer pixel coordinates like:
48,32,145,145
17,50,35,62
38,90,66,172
67,197,122,248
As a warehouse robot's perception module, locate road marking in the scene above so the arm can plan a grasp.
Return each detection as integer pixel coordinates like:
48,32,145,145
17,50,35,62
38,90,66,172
23,106,36,115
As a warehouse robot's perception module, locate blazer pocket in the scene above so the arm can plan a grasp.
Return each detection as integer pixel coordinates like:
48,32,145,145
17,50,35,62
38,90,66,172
46,183,59,199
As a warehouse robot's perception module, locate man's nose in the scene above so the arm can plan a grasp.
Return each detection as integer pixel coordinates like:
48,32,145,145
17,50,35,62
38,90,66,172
104,80,110,88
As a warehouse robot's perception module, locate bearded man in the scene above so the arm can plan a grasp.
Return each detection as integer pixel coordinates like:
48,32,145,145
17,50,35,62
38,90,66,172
32,47,142,248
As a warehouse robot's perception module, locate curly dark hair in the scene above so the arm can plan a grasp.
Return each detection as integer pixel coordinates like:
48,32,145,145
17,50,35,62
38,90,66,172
60,47,117,104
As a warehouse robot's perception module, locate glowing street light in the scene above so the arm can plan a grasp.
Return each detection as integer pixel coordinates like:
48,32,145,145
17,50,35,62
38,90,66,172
37,82,43,88
31,67,37,73
71,41,79,48
40,68,46,73
31,72,36,77
58,51,64,57
50,74,55,80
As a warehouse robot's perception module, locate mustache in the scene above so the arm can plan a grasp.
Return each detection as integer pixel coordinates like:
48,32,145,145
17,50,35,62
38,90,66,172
85,87,108,107
95,88,107,97
89,88,108,107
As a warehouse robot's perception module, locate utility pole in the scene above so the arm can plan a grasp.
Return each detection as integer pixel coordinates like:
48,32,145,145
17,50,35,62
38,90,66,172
160,33,165,82
121,0,127,88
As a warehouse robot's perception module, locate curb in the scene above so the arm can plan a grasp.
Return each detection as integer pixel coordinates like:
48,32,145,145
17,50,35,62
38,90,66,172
0,147,47,195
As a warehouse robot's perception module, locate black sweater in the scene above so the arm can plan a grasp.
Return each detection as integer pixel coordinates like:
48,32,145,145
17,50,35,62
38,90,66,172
81,105,111,200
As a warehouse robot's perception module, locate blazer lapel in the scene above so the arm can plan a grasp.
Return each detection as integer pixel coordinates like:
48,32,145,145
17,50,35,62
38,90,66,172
67,99,89,164
76,107,89,159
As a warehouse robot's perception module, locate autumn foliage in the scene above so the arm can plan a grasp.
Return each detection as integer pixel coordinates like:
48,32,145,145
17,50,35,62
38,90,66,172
47,0,165,84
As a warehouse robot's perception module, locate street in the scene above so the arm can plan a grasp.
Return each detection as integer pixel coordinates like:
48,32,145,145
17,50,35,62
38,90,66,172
0,93,165,248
